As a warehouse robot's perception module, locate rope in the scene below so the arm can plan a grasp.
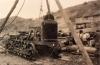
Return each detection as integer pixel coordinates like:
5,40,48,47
49,43,61,57
4,0,26,29
39,0,43,18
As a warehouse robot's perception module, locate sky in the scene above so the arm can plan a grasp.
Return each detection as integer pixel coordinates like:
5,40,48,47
0,0,95,19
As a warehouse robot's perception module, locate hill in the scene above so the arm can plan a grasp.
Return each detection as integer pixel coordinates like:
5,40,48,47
0,16,35,34
55,0,100,18
54,0,100,31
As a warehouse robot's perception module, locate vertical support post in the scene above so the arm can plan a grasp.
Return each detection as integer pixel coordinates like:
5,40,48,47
55,0,94,65
46,0,51,14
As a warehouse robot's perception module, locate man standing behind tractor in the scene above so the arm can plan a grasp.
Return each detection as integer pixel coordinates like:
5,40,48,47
79,30,90,46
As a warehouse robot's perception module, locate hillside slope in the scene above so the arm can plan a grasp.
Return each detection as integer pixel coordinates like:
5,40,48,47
54,0,100,31
0,16,35,33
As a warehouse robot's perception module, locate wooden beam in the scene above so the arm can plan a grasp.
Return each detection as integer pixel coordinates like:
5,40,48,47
62,45,97,53
55,0,94,65
46,0,51,14
0,0,19,33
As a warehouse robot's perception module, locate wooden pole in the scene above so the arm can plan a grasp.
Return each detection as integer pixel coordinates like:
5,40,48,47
46,0,51,14
55,0,94,65
0,0,19,33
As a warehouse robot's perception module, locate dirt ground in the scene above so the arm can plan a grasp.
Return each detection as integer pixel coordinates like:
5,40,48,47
0,52,97,65
0,33,99,65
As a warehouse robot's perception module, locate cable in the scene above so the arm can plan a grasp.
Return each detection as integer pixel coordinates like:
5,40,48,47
39,0,43,18
5,0,26,29
49,43,61,57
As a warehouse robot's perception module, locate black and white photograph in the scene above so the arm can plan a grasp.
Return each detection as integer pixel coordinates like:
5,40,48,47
0,0,100,65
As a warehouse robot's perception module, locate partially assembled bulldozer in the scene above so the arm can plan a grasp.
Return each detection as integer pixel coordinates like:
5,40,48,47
4,13,61,60
0,0,62,60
